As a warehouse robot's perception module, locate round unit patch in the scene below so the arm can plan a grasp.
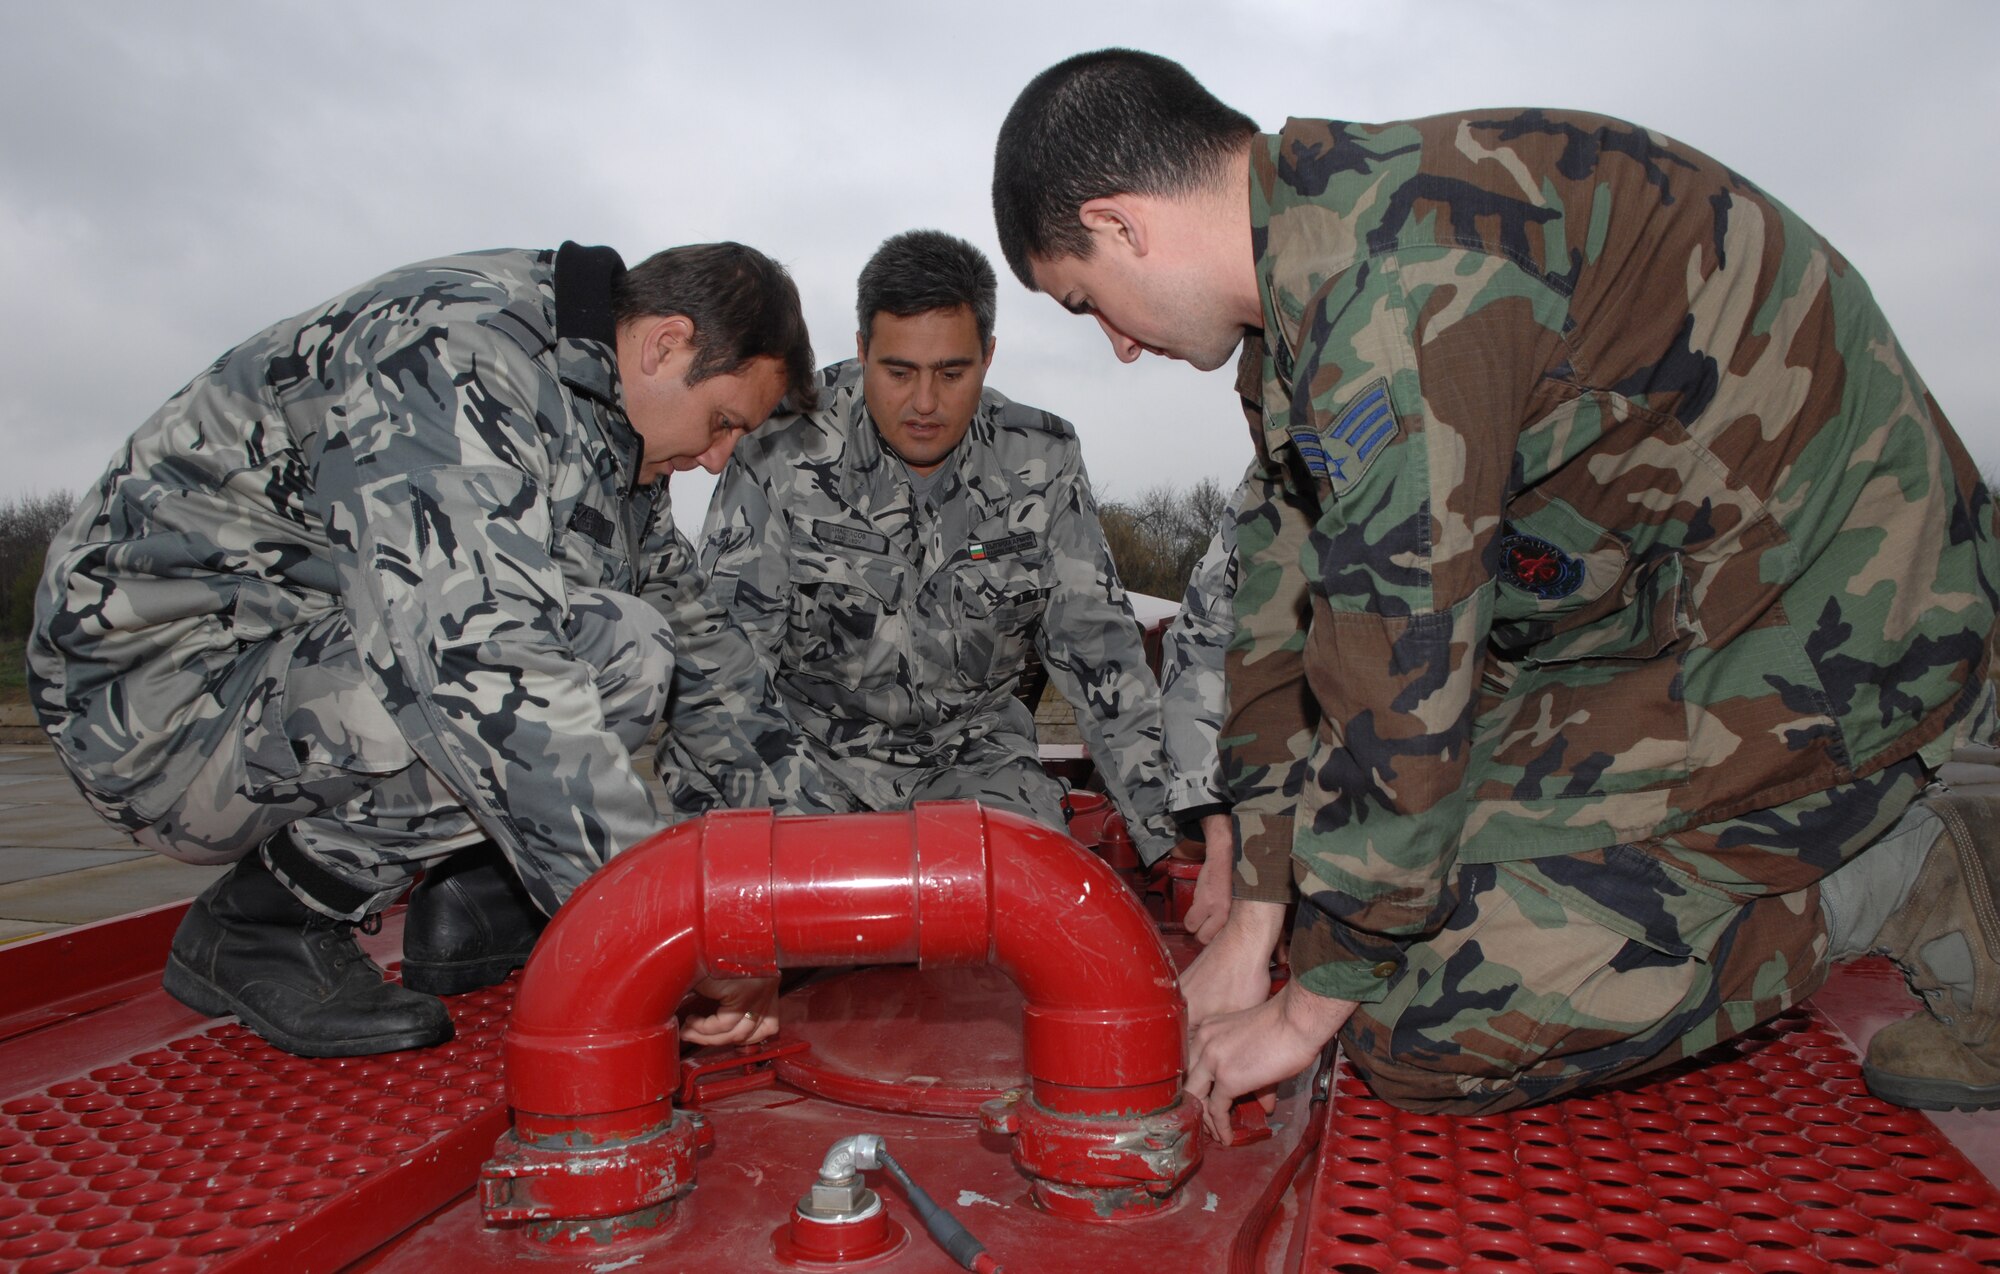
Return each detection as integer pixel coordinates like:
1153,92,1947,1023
1499,533,1585,600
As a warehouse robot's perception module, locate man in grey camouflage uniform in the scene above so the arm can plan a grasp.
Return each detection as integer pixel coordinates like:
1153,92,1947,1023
1160,477,1254,944
667,230,1179,864
996,51,2000,1125
32,242,815,1056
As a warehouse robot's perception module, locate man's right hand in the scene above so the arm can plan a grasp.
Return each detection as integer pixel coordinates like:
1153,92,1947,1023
1188,980,1355,1141
1179,897,1285,1028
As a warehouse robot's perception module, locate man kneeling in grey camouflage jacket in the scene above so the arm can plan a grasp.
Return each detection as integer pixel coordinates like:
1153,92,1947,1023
31,242,815,1056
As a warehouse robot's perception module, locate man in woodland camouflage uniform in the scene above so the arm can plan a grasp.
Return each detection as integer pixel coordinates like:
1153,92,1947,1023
668,230,1178,861
32,243,815,1056
994,51,2000,1124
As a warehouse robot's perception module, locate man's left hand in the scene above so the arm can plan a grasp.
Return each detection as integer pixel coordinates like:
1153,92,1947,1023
1182,812,1235,944
679,975,781,1046
1186,981,1357,1141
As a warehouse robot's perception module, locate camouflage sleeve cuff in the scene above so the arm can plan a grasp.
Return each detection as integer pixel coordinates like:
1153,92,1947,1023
1132,814,1180,867
1171,800,1229,843
1167,772,1230,820
1288,899,1400,1005
1230,808,1298,904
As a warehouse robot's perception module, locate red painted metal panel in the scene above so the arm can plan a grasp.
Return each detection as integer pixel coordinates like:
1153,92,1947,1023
774,965,1027,1118
0,902,190,1042
361,1065,1320,1273
5,803,2000,1269
5,942,2000,1270
0,960,1315,1273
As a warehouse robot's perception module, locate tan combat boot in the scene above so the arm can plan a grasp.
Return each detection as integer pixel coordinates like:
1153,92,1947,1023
1862,790,2000,1110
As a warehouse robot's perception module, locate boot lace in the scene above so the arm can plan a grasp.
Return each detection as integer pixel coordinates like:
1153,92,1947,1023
307,917,372,976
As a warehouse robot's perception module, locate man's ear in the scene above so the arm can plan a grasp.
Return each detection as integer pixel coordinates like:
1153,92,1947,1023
640,314,696,375
982,336,997,369
855,329,867,362
1079,196,1148,257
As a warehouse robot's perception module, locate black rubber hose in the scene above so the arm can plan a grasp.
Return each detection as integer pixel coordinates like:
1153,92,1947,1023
875,1146,999,1273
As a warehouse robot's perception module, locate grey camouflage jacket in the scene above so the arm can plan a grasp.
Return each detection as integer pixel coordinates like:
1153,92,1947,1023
688,359,1179,860
1158,476,1252,825
30,245,794,910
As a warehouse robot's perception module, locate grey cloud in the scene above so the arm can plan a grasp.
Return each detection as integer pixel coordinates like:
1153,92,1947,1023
3,0,1995,514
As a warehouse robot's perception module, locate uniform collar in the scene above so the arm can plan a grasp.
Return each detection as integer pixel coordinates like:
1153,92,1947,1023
553,241,649,492
1249,131,1297,394
1251,116,1391,395
1247,133,1296,475
553,241,627,409
1250,123,1373,480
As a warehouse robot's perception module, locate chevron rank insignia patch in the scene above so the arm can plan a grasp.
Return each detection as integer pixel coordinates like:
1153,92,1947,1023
1300,378,1401,495
1320,376,1400,494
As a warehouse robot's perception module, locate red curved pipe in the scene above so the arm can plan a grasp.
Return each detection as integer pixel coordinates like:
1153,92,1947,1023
502,802,1185,1139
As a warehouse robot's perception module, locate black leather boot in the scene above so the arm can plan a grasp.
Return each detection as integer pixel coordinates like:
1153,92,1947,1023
163,849,454,1057
400,843,548,995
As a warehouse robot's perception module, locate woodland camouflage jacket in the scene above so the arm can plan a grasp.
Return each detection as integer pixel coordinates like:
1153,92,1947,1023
1224,113,2000,1001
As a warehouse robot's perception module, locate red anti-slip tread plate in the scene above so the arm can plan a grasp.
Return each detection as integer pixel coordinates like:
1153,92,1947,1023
1301,1004,2000,1272
0,982,514,1274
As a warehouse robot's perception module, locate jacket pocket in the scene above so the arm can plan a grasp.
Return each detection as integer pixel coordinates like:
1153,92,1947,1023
1488,492,1633,650
949,554,1048,687
785,549,911,692
250,618,415,779
1478,551,1693,800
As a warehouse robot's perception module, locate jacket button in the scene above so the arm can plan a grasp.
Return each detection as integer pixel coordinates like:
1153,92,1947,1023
1371,960,1399,979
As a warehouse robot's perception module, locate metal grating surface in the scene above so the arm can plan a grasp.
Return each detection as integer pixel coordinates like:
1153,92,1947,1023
0,981,514,1274
1301,1004,2000,1272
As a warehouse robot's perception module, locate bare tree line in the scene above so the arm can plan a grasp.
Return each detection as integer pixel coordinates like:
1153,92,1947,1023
1097,477,1230,602
1,491,76,643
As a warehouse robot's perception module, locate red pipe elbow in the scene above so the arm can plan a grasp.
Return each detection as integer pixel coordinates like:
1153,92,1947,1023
482,802,1198,1237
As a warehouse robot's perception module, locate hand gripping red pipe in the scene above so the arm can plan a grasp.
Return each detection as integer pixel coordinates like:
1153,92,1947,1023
479,802,1201,1243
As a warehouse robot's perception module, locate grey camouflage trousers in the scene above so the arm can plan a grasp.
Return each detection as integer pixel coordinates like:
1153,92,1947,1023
810,731,1068,829
130,588,672,920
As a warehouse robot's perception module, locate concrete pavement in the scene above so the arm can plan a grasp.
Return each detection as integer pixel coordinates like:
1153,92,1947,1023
0,744,225,945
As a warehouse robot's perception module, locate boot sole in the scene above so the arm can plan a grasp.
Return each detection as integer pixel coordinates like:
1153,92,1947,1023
163,954,454,1058
1862,1063,2000,1111
399,953,530,997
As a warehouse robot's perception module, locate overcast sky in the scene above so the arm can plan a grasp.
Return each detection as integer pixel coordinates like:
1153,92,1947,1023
4,1,1995,534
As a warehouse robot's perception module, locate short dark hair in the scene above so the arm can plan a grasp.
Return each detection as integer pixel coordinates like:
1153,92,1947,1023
992,49,1257,287
614,242,818,409
855,230,997,350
